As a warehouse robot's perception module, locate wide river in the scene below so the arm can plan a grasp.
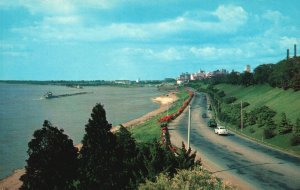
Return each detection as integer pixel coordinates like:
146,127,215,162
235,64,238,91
0,84,163,179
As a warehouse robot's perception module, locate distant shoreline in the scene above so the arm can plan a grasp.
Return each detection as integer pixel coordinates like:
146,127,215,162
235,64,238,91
0,91,178,190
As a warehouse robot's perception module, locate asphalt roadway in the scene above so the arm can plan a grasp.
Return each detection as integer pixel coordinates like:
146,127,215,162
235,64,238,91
169,92,300,190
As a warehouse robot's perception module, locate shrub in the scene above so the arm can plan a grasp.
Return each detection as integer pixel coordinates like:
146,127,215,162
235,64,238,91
264,128,276,139
290,135,300,146
249,128,255,134
217,90,226,98
242,102,250,108
224,97,237,104
138,166,236,190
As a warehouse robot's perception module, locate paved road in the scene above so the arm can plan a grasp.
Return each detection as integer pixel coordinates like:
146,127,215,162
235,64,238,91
169,92,300,190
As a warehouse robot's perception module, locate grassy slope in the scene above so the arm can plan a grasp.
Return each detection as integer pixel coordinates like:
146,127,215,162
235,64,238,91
131,88,189,142
214,84,300,154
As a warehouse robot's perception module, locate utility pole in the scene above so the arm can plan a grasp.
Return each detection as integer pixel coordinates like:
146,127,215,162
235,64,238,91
188,105,191,149
241,101,243,132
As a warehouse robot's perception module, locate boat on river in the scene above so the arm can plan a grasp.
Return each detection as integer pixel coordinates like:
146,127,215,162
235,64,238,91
43,91,90,99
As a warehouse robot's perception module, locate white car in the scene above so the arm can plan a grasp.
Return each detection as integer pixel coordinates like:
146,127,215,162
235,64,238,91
214,126,229,135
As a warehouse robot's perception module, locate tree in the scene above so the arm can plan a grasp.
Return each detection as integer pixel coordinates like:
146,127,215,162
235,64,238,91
253,64,274,84
20,120,78,190
115,125,138,189
264,118,276,139
176,142,200,169
293,118,300,136
241,72,254,86
78,103,117,190
278,112,292,134
291,118,300,146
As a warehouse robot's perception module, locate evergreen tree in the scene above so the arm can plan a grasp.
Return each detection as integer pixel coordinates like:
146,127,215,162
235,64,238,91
293,118,300,136
78,103,117,190
278,112,292,134
291,118,300,146
20,120,78,190
264,118,276,139
176,142,200,169
115,125,138,189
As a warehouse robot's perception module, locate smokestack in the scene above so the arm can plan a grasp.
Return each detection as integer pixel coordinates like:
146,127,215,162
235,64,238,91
287,49,289,60
294,44,297,57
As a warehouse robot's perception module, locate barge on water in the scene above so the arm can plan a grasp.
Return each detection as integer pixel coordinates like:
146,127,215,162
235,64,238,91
43,91,90,99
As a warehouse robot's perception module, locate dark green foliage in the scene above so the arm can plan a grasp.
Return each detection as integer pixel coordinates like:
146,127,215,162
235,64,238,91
115,125,139,189
291,118,300,146
264,118,277,139
241,72,254,86
245,112,256,126
224,97,237,104
242,102,250,108
78,103,118,190
252,106,277,127
253,64,274,84
176,142,199,170
134,141,166,181
217,90,226,98
278,113,292,134
20,120,78,190
293,118,300,136
291,73,300,91
20,104,201,190
201,57,300,90
268,57,300,90
264,128,276,139
290,136,300,146
249,128,255,133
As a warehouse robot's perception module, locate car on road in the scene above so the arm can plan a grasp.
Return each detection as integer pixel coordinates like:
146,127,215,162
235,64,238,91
214,126,229,135
207,119,217,127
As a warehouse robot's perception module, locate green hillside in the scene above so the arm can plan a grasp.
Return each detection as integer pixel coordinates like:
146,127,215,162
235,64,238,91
212,84,300,154
215,84,300,122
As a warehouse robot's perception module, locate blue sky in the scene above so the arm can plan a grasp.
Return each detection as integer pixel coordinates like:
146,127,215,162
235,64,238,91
0,0,299,80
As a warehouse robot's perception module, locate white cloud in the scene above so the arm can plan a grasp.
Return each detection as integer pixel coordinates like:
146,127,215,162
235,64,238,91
122,47,182,61
0,0,115,14
213,5,248,26
279,36,299,49
262,10,286,24
10,4,249,42
190,46,243,60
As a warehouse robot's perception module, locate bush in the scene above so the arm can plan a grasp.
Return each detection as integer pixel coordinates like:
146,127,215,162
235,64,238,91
242,102,250,108
217,90,226,97
249,128,255,134
264,128,276,139
290,135,300,146
224,97,237,104
138,166,236,190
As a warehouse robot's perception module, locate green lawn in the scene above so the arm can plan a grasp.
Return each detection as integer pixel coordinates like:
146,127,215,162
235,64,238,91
131,88,189,142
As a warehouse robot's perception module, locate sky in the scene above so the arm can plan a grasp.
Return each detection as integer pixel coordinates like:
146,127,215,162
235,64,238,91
0,0,300,80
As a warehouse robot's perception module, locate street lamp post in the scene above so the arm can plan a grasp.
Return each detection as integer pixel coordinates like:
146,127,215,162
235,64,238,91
241,101,243,132
188,105,191,149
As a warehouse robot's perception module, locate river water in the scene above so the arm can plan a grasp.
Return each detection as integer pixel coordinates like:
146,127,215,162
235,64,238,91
0,84,163,179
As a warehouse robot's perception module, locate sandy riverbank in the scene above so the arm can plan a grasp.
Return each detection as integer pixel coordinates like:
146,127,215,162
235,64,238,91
0,92,178,190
